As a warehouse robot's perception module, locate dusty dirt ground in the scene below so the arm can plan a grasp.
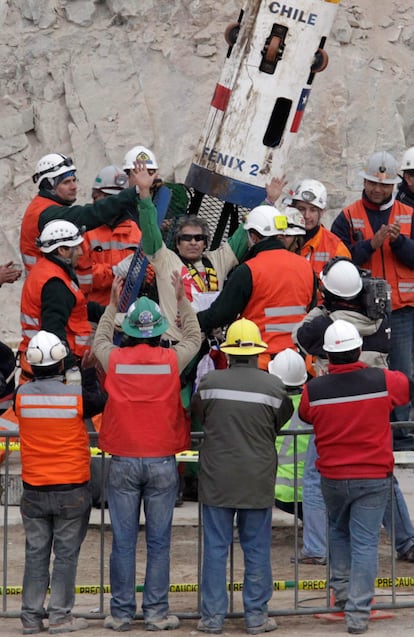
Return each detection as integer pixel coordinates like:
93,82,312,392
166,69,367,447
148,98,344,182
2,521,414,635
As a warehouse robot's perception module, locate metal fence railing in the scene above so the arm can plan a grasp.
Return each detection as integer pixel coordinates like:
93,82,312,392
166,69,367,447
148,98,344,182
1,426,414,623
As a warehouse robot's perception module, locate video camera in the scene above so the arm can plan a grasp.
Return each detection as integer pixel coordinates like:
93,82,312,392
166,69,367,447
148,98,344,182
359,269,392,320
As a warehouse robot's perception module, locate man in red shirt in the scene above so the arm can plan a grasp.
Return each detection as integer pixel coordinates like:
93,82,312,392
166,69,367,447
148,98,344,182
299,319,412,635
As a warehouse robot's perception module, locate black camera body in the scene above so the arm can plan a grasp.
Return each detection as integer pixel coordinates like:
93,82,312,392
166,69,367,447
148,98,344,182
360,271,392,320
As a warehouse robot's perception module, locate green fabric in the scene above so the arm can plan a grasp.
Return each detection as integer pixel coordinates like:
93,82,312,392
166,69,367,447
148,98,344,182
275,393,311,503
140,196,163,255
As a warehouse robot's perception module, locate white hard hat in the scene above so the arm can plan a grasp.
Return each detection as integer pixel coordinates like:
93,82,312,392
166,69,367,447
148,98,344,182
244,205,288,236
123,145,158,170
401,147,414,172
323,319,363,353
292,179,327,210
359,151,401,184
37,220,84,253
268,348,307,386
26,330,68,367
92,165,129,195
320,258,363,300
284,207,306,236
32,153,76,186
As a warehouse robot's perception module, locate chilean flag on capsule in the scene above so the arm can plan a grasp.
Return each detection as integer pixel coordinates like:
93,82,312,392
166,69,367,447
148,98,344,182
290,88,311,133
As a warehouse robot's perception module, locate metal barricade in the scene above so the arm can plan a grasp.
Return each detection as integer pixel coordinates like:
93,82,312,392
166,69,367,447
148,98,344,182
1,426,414,622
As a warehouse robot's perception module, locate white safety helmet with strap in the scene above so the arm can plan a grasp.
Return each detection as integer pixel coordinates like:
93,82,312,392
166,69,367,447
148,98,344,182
401,147,414,172
323,319,363,353
359,151,401,184
268,348,307,386
320,257,362,300
284,207,306,236
36,220,85,253
26,330,68,367
92,165,129,194
123,145,158,170
292,179,327,210
32,153,76,187
244,205,288,236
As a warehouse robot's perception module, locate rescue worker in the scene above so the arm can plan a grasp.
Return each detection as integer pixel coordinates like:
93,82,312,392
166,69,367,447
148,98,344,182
198,205,317,369
293,258,414,565
20,152,146,273
93,273,201,632
396,147,414,208
331,151,414,450
290,178,350,279
76,164,141,304
19,219,102,381
299,320,413,635
192,318,293,635
15,330,105,635
269,348,310,521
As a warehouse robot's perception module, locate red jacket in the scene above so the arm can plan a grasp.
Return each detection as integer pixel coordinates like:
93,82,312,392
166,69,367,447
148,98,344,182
299,361,410,479
99,344,189,457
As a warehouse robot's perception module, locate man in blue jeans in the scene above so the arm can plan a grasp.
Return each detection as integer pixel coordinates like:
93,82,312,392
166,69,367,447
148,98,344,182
93,274,201,632
294,256,414,564
299,319,413,635
192,318,293,635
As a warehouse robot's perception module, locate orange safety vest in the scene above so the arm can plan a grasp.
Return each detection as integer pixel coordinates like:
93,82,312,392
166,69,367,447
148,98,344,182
76,220,141,304
15,379,90,486
20,195,62,273
345,199,414,310
99,344,189,457
301,225,351,279
20,257,92,357
243,249,315,365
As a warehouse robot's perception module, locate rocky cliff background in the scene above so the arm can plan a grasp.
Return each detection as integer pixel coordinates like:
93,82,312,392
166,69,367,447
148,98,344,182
1,0,414,344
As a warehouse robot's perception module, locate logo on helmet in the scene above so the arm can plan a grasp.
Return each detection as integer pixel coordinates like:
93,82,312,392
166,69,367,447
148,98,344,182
136,151,151,164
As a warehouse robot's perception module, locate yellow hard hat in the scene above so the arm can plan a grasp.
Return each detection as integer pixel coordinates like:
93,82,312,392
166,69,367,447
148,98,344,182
220,318,268,356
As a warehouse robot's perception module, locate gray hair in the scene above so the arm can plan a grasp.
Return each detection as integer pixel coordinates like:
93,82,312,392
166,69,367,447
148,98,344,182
174,215,211,245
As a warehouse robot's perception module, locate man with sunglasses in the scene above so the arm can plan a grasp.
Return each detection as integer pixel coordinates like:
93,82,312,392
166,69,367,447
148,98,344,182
137,172,249,344
331,151,414,451
20,152,145,275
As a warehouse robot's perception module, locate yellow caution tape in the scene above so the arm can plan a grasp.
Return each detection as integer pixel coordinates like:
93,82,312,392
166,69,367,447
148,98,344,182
1,577,414,596
0,444,199,461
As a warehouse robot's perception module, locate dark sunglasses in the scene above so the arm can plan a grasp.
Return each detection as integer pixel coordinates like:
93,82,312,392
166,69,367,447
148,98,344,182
178,234,207,243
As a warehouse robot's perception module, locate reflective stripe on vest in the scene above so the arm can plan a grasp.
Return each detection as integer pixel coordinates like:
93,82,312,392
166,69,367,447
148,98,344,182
313,251,330,262
309,390,388,407
22,254,37,267
265,306,307,317
77,273,93,285
20,313,39,327
199,388,282,409
265,306,307,334
115,363,172,375
19,393,79,419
